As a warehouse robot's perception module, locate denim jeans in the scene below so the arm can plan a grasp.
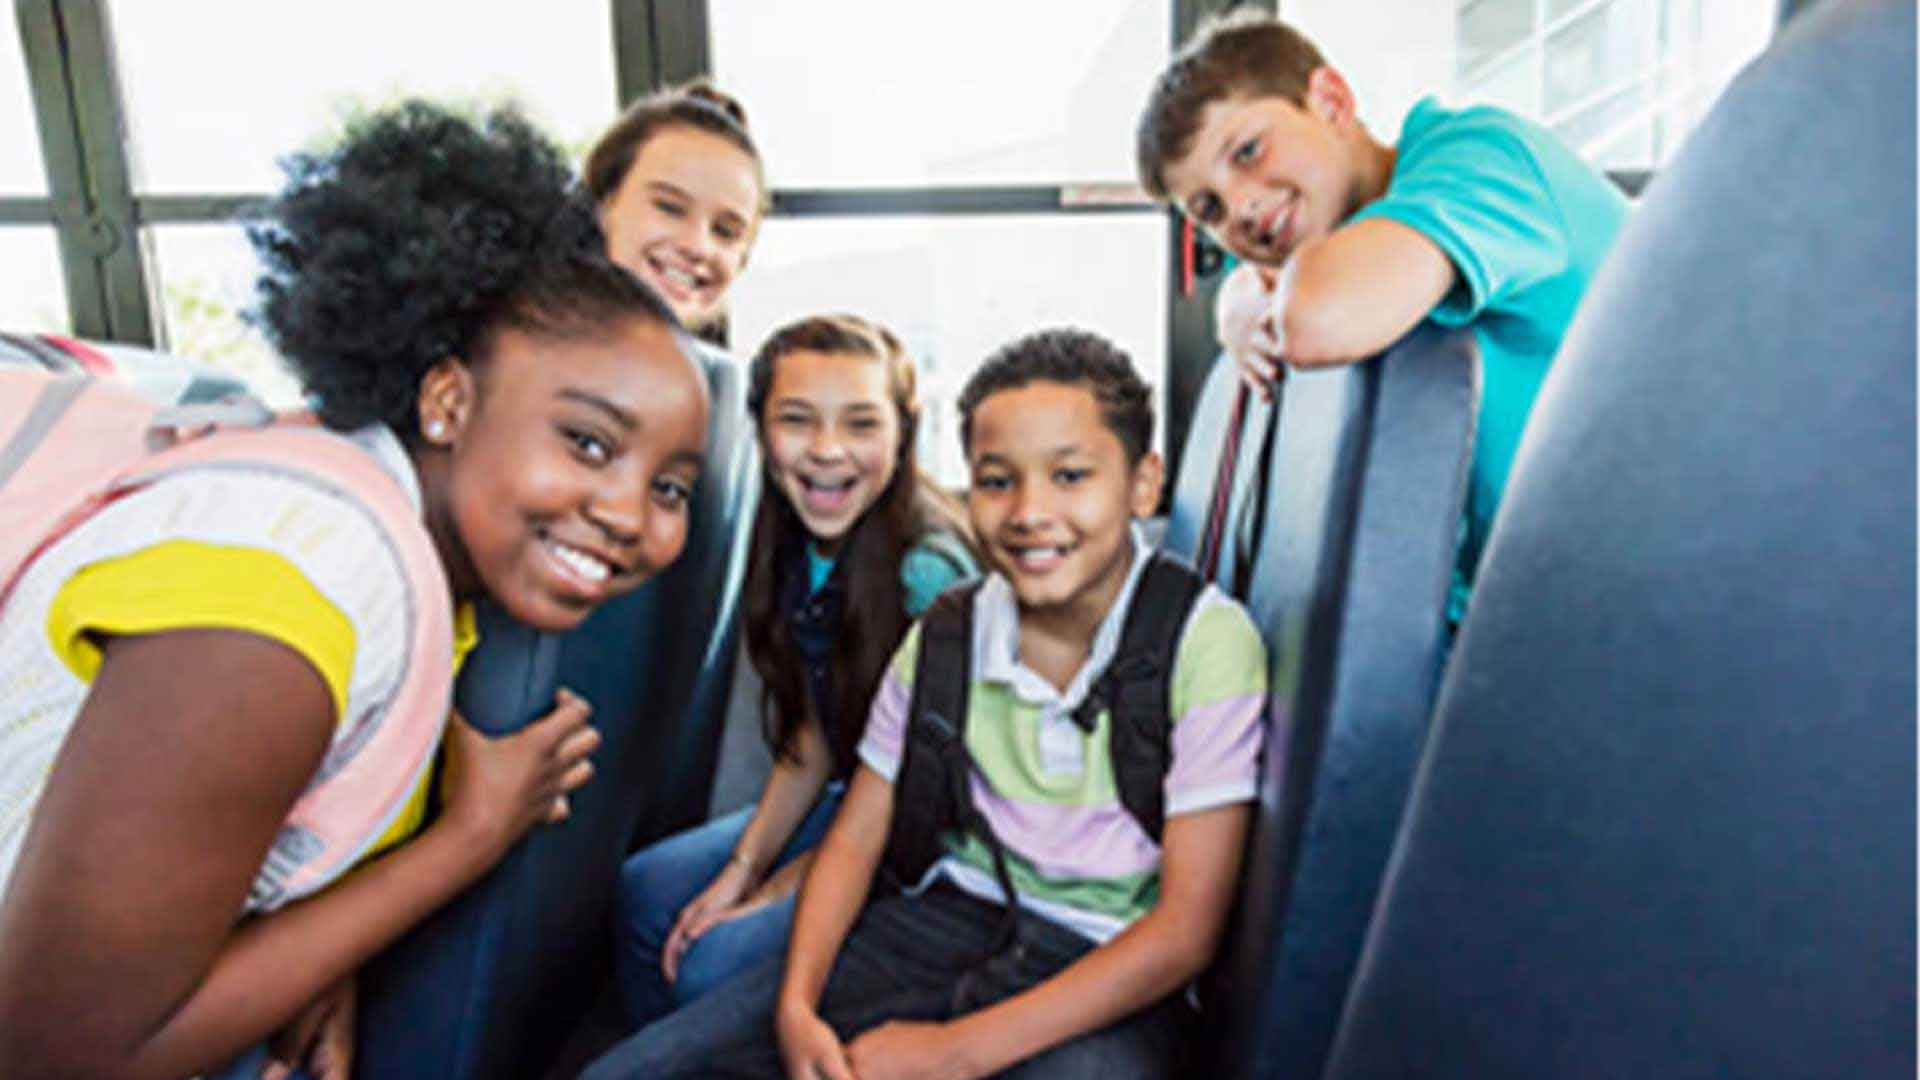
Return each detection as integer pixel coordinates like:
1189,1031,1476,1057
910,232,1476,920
613,785,844,1028
203,1043,312,1080
583,885,1189,1079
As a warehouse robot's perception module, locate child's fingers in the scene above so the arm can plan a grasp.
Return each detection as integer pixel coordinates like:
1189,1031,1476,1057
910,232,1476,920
662,924,690,983
544,794,570,824
556,758,595,794
552,723,602,766
533,688,595,739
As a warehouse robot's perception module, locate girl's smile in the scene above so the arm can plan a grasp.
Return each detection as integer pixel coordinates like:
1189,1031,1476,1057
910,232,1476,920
761,348,903,555
599,125,761,330
420,317,710,632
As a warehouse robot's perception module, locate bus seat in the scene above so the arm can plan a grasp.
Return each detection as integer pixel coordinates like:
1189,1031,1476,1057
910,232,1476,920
355,350,761,1079
1325,2,1915,1075
1204,325,1477,1078
1163,351,1278,594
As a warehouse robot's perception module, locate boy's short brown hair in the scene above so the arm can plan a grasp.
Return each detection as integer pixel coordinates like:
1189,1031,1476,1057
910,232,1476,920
1135,9,1327,199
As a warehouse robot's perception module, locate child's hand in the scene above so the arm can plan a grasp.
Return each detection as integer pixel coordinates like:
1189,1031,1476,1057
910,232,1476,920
662,855,757,982
777,999,856,1080
437,689,600,859
1214,260,1296,400
263,975,355,1080
847,1020,968,1080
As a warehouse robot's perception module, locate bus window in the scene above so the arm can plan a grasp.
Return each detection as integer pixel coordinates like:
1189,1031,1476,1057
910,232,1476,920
144,224,303,406
1288,0,1776,172
710,0,1165,188
731,213,1168,487
102,0,618,390
108,0,615,194
0,22,65,334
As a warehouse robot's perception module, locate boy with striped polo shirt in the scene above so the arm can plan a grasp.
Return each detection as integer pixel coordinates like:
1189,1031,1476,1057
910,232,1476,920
583,328,1268,1079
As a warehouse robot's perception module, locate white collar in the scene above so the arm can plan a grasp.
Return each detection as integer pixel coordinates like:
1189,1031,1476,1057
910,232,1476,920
345,424,425,515
971,523,1154,709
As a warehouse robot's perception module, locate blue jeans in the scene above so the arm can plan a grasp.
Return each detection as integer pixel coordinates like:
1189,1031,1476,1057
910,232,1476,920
613,785,844,1028
204,1043,312,1080
584,885,1190,1079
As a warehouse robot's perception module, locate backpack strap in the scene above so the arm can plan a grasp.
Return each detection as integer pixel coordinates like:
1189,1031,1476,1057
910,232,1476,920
0,332,88,373
882,578,1028,957
881,582,980,892
1068,552,1207,844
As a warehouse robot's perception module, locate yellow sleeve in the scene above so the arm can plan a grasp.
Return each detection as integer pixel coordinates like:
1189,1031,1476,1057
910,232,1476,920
44,540,358,723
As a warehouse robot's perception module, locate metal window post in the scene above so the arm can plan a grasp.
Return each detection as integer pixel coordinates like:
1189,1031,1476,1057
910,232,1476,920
15,0,156,343
1163,0,1274,503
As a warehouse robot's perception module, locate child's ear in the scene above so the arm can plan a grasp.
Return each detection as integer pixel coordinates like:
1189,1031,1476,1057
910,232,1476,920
1305,64,1358,129
1128,451,1166,519
417,356,477,447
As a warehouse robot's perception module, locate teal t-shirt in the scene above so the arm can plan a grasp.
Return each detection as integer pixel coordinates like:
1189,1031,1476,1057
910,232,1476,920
1349,96,1628,619
805,533,975,616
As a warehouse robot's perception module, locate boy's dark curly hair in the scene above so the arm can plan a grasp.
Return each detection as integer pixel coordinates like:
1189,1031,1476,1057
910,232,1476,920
958,328,1154,464
249,100,680,435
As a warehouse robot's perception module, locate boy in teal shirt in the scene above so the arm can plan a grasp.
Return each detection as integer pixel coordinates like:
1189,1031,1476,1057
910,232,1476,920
1137,10,1628,618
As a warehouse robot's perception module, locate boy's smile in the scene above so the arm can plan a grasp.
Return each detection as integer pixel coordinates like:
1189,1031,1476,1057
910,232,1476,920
1159,70,1379,268
966,381,1162,631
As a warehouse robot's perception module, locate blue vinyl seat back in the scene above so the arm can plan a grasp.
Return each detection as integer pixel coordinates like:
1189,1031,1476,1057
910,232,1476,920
356,346,760,1079
1326,3,1915,1076
1204,326,1476,1079
1162,352,1278,594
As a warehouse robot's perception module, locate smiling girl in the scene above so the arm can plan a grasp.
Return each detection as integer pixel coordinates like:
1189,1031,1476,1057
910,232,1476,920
585,81,768,347
610,314,976,1031
0,103,709,1080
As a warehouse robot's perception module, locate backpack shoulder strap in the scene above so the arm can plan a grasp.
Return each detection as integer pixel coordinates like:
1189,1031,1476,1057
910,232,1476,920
881,581,981,891
1102,552,1207,844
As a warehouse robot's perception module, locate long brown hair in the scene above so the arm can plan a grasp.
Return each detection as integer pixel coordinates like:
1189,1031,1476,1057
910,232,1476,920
743,314,973,769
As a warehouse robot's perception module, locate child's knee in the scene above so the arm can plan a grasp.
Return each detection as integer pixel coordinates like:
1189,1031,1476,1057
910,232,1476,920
669,936,747,1004
614,852,683,943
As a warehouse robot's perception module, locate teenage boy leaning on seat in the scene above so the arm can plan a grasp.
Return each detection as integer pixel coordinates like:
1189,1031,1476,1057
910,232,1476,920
580,328,1269,1079
1139,9,1629,619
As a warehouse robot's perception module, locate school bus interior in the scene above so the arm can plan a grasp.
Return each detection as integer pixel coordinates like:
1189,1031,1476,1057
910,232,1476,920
0,0,1910,1077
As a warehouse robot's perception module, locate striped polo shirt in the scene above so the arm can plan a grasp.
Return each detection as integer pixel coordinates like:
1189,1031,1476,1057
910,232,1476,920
858,528,1268,943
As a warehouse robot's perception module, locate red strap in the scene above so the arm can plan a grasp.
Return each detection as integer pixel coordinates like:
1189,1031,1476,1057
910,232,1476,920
41,335,116,376
1181,218,1197,297
1196,381,1251,582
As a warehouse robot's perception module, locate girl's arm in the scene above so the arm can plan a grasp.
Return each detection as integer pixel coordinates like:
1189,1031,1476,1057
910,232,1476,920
0,628,594,1079
776,764,895,1080
732,715,836,880
846,802,1253,1080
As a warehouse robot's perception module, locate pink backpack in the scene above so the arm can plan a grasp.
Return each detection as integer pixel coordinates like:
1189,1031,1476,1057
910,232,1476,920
0,357,454,909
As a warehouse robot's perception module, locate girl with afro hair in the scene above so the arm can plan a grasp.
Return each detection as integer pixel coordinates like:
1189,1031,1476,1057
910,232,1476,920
0,101,709,1079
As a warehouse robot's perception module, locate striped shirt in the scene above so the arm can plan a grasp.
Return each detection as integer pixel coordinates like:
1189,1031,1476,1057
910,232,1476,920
858,528,1268,943
0,425,471,912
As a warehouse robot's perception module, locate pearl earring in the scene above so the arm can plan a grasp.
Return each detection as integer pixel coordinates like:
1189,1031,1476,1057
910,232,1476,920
426,420,446,439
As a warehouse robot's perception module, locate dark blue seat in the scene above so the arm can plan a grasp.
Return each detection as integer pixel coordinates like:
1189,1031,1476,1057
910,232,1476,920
1205,326,1477,1079
1326,2,1915,1076
1163,352,1278,594
356,348,760,1079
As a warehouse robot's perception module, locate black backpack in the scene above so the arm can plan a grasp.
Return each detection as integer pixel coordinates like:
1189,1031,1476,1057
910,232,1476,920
880,552,1207,897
